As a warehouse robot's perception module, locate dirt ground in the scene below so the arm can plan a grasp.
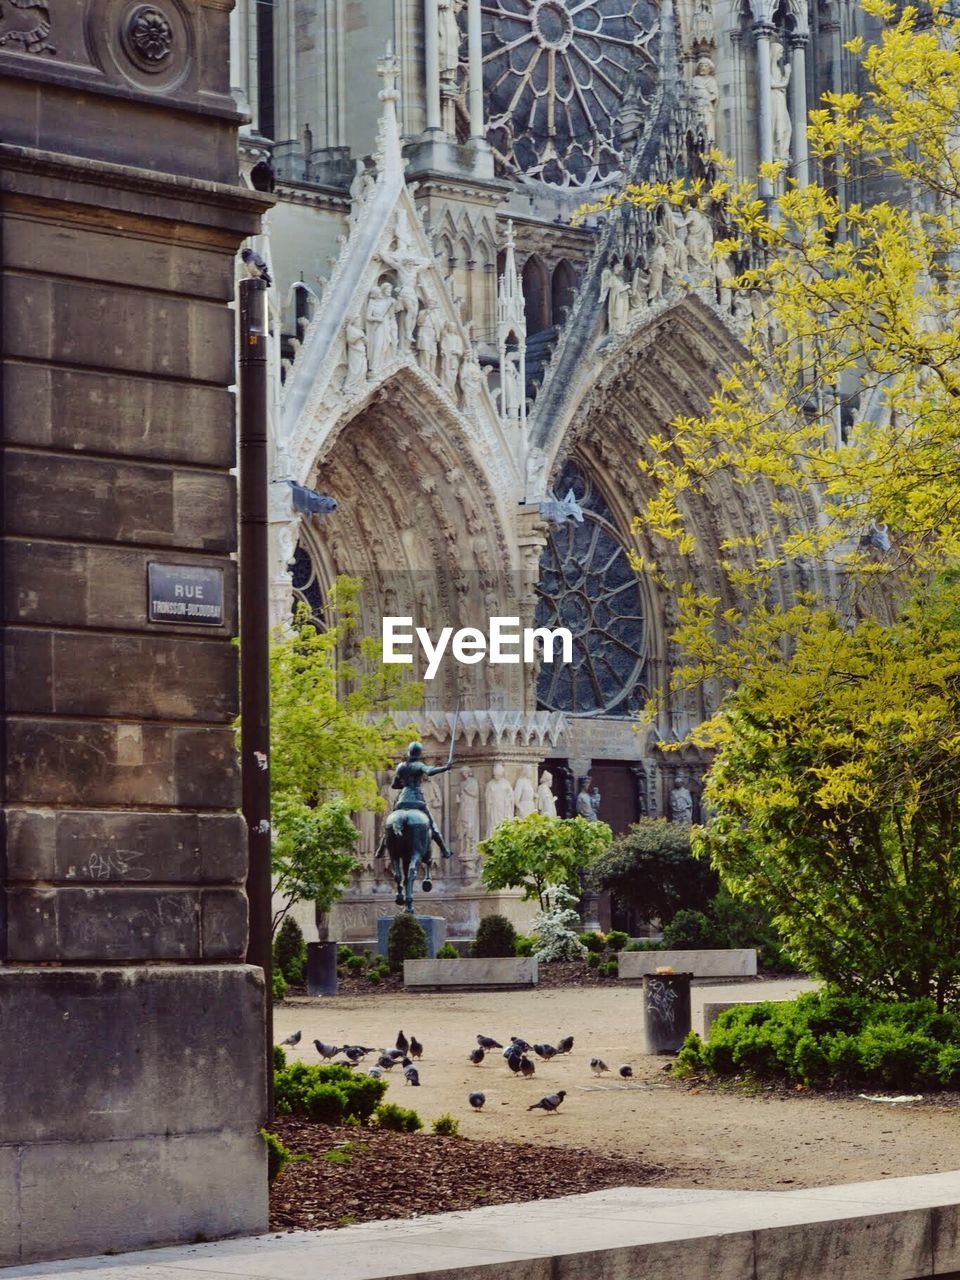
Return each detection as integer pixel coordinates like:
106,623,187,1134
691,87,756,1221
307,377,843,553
274,979,960,1192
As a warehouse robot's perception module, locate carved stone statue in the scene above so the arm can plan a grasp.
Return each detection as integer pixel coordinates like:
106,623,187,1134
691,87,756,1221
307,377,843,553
344,315,368,387
669,772,694,825
684,205,714,272
455,765,480,866
349,159,375,213
525,446,547,498
691,56,719,145
416,300,441,377
354,807,376,857
439,320,464,393
536,770,558,816
576,775,598,820
365,281,398,373
770,42,792,164
514,768,536,818
501,349,524,419
438,0,462,80
484,761,515,837
460,357,483,413
600,262,632,334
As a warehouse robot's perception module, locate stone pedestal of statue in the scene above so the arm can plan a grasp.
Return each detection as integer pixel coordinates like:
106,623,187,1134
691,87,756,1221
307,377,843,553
376,914,447,958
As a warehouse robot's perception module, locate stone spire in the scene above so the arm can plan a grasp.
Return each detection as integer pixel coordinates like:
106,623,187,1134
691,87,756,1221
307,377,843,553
497,219,527,432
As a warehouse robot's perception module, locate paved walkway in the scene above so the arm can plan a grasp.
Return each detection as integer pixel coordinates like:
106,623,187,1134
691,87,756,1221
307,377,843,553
7,1172,960,1280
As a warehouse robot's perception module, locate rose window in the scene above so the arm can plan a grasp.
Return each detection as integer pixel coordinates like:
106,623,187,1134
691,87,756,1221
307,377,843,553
480,0,660,187
535,461,648,715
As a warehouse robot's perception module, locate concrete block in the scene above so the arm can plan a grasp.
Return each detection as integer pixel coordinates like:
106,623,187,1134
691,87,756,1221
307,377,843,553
0,1145,20,1266
752,1208,931,1280
377,914,446,959
404,957,539,989
200,888,249,960
619,949,757,980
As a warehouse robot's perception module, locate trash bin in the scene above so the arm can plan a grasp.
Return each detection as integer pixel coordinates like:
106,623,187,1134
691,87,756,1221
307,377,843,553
305,941,338,996
642,972,692,1054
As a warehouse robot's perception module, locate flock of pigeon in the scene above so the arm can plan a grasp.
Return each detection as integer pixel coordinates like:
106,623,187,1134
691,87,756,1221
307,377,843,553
279,1027,636,1119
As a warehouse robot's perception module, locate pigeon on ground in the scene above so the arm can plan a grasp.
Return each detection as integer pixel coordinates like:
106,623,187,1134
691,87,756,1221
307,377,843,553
314,1040,340,1060
280,1030,302,1047
396,1030,409,1054
533,1043,557,1060
469,1092,486,1111
506,1051,523,1074
557,1036,575,1054
520,1055,536,1079
590,1058,609,1076
385,1048,405,1060
469,1047,485,1066
528,1091,566,1113
619,1064,633,1079
376,1053,398,1071
240,247,272,286
477,1034,503,1049
403,1064,420,1086
367,1066,382,1079
342,1046,366,1063
409,1036,423,1060
511,1037,533,1053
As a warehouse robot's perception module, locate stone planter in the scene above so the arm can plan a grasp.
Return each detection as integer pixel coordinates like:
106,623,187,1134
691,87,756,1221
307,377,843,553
619,948,757,981
403,957,538,990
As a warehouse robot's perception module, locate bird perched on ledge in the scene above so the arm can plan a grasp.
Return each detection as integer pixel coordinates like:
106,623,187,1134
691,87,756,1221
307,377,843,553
241,247,272,287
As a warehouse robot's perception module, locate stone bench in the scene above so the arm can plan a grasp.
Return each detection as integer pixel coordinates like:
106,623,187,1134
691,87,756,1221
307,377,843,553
618,948,757,981
403,957,538,990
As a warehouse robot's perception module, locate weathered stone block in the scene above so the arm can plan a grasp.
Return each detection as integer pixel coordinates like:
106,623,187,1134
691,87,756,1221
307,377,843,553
4,452,235,551
201,888,250,959
5,886,202,962
618,949,758,980
4,541,238,635
3,364,236,466
6,630,238,721
404,957,539,989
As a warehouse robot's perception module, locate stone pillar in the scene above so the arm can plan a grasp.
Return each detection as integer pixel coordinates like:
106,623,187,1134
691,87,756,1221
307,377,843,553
424,0,443,131
0,0,272,1265
789,32,810,187
753,21,776,199
467,0,485,138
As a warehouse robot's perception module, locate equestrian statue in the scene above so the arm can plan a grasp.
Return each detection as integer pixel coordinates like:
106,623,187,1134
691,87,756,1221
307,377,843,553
375,733,456,913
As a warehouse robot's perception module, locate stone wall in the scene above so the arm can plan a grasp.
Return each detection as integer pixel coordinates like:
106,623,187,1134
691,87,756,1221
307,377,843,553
0,0,271,1264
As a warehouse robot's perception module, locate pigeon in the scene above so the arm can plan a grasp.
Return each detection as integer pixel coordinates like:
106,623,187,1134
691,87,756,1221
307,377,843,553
506,1051,522,1074
376,1053,398,1071
342,1046,365,1063
367,1066,382,1079
528,1090,566,1113
469,1092,486,1111
384,1048,405,1061
590,1058,609,1076
409,1036,423,1060
557,1036,575,1054
477,1034,503,1050
314,1040,340,1060
403,1064,420,1087
520,1055,536,1079
469,1047,485,1066
280,1030,301,1047
241,247,272,286
619,1064,633,1079
396,1030,409,1055
533,1043,557,1060
511,1037,533,1053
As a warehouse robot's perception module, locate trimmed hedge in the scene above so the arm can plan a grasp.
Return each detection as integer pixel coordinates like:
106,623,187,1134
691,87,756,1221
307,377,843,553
677,990,960,1090
274,1061,387,1121
472,914,517,957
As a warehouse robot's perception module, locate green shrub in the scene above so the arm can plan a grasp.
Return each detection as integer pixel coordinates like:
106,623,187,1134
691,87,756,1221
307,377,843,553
431,1113,460,1135
338,945,355,964
261,1129,309,1186
515,934,535,956
661,909,722,950
586,951,601,970
675,990,960,1091
274,1061,387,1121
273,1044,288,1072
579,930,607,953
604,959,619,977
305,1082,348,1124
346,954,366,971
375,1102,423,1132
272,969,288,1000
472,914,517,958
387,915,428,972
606,930,629,952
367,970,381,985
436,942,459,958
274,916,307,985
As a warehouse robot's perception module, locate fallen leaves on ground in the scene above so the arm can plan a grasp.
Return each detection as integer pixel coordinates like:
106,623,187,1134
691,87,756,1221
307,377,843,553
269,1118,665,1231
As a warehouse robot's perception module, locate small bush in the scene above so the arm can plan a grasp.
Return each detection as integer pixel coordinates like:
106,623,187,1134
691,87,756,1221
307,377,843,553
515,934,535,956
375,1102,423,1132
431,1113,460,1135
272,969,288,1001
273,1044,288,1072
472,914,517,958
338,945,355,963
305,1082,348,1124
436,942,459,959
387,915,428,972
580,931,607,953
606,930,628,952
367,970,381,985
346,954,366,972
586,951,601,970
274,917,307,985
261,1128,309,1186
661,909,722,950
274,1061,387,1121
604,959,618,977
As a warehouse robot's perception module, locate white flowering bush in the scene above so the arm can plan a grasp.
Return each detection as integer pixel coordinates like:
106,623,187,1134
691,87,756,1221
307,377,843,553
531,884,587,962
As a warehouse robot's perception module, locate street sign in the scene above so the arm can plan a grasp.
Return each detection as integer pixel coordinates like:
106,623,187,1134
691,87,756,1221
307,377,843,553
148,563,224,625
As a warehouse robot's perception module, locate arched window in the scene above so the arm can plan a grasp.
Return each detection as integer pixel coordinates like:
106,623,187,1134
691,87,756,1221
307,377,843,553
522,254,551,334
551,260,578,324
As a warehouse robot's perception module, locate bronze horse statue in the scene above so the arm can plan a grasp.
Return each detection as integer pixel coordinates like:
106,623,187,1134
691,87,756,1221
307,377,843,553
376,740,454,913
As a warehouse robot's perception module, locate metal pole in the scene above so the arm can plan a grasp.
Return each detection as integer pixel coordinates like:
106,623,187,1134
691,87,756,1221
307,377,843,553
239,275,274,1119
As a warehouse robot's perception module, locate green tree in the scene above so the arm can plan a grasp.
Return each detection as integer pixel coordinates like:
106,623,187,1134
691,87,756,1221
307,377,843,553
478,813,612,909
696,582,960,1009
588,818,717,927
267,577,422,935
